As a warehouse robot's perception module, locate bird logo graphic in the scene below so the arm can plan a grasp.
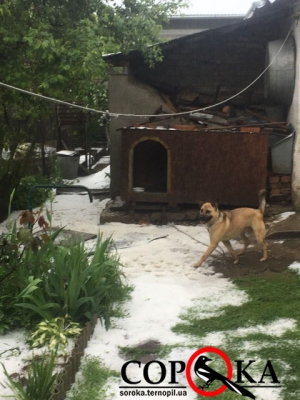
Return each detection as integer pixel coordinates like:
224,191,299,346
194,355,255,399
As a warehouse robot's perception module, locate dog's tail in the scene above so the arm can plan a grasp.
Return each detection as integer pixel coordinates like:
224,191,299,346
258,189,267,215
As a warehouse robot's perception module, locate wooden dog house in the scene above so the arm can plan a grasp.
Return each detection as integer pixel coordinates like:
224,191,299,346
121,127,268,208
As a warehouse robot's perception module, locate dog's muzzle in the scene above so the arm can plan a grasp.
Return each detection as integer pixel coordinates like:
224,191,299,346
199,214,212,224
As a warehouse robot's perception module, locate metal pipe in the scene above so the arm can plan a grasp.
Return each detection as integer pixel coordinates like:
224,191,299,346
28,184,93,211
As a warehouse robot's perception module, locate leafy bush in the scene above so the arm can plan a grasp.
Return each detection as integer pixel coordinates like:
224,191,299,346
0,207,63,332
0,227,28,332
17,235,132,329
13,175,51,210
0,207,132,337
87,235,132,328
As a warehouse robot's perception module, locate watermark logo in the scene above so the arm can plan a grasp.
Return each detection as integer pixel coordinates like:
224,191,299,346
186,346,281,398
119,346,281,398
186,347,234,397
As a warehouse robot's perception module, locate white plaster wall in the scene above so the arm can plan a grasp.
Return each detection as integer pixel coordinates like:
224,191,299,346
108,69,174,198
288,16,300,210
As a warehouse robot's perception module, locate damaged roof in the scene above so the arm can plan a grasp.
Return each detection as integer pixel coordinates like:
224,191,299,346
103,0,293,66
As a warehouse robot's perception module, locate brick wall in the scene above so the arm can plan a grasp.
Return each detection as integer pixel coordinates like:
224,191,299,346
268,174,292,203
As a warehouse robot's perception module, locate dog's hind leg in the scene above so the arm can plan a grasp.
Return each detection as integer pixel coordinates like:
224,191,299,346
259,238,268,261
222,240,239,264
253,221,268,261
237,231,250,255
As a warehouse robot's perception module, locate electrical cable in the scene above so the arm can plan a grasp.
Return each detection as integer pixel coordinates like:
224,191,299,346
0,21,294,120
109,21,294,118
0,81,107,115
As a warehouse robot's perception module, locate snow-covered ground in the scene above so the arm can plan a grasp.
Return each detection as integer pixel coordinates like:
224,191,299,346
0,166,297,400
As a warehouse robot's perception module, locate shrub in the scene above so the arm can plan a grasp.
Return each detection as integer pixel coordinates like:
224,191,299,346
12,175,51,210
0,202,132,342
0,209,62,332
0,227,28,332
17,235,132,329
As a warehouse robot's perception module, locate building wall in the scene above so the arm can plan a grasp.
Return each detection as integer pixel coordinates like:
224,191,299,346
108,68,174,198
288,9,300,210
106,11,294,204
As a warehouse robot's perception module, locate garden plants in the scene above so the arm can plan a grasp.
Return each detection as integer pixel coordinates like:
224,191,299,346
2,350,58,400
0,191,132,399
28,317,82,350
0,197,132,337
16,234,132,329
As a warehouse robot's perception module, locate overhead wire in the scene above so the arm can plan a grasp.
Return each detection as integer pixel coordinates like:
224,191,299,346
0,21,294,120
109,21,295,118
0,81,107,116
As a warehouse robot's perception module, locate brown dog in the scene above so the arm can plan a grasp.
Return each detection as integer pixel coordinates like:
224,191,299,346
194,190,268,268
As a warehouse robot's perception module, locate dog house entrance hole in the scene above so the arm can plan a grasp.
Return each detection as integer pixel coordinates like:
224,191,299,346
133,140,168,193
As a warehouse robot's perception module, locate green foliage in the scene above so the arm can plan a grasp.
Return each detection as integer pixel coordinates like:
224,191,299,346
0,188,132,348
16,276,60,323
0,0,187,155
65,355,119,400
0,222,28,332
0,206,57,332
0,160,25,221
16,235,132,328
0,202,131,335
13,175,51,210
112,0,188,66
28,318,81,350
86,235,133,327
2,350,58,400
0,197,132,332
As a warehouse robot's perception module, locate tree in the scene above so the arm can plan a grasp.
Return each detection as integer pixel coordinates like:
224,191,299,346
0,0,186,219
0,0,187,157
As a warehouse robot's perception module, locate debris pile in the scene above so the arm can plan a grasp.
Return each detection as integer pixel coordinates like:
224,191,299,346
131,93,293,205
135,101,291,140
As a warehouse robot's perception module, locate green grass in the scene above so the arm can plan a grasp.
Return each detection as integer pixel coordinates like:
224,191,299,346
65,271,300,400
172,270,300,399
65,355,119,400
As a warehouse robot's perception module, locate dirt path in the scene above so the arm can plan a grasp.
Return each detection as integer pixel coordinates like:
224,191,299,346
210,237,300,279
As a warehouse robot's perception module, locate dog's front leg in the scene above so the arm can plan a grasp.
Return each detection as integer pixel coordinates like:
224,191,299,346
194,243,217,268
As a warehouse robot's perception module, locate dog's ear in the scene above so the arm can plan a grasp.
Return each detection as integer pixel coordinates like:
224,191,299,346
212,199,219,210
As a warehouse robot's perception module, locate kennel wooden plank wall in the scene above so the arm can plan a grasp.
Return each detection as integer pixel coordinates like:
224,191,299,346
121,128,268,207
